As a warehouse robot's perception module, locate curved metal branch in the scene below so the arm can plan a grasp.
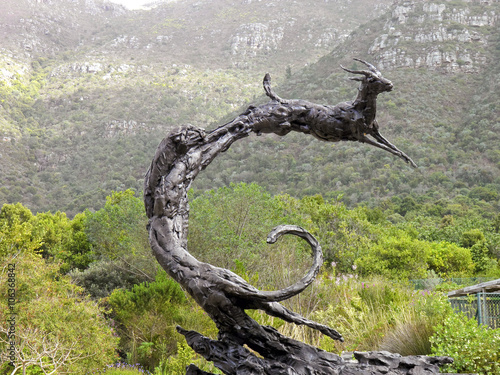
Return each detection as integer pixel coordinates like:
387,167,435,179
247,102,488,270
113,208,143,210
257,225,323,302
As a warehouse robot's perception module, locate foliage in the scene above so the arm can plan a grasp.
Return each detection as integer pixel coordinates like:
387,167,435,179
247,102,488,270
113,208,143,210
107,270,216,370
153,342,221,375
276,194,373,272
0,202,93,273
1,182,499,372
69,259,150,299
188,183,312,288
0,203,39,258
310,276,451,355
0,252,118,375
470,240,491,273
426,241,474,277
190,183,499,285
430,311,500,375
460,228,485,248
84,190,157,286
85,190,149,261
356,232,430,279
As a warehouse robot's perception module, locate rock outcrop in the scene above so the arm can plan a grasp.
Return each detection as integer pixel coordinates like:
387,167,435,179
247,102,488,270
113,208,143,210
368,0,498,72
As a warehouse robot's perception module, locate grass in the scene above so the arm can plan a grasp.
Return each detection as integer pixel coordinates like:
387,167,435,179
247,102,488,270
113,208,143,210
277,275,452,356
90,363,152,374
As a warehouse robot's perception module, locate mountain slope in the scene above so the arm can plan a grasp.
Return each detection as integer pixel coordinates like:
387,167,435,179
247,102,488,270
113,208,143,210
0,0,499,216
0,0,394,214
195,0,500,210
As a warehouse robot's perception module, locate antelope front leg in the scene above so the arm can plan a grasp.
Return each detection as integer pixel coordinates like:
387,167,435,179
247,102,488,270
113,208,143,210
361,135,417,168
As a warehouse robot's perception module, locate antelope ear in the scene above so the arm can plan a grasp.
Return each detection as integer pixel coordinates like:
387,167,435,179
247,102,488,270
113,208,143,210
349,77,364,82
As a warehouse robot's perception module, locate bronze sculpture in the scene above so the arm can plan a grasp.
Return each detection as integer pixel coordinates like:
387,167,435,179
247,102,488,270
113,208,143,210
144,60,452,374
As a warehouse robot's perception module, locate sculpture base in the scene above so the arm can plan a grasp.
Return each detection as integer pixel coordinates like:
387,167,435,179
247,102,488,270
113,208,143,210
178,326,454,375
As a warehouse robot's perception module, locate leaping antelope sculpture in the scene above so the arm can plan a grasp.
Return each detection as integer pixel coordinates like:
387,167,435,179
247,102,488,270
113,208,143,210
143,61,450,375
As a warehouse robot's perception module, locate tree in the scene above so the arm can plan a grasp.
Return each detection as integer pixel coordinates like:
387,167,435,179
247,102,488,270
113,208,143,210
84,190,155,282
426,242,474,277
0,210,118,375
430,311,500,374
277,194,373,272
53,213,94,274
0,203,93,274
357,231,430,280
0,326,88,375
0,206,37,260
460,229,485,248
470,240,490,273
189,183,287,272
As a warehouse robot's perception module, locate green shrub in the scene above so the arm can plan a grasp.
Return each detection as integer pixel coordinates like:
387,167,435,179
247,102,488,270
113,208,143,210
356,233,430,279
430,311,500,374
69,259,150,299
460,228,485,248
471,240,490,273
426,241,474,277
0,253,118,375
84,190,156,281
107,271,216,370
153,342,221,375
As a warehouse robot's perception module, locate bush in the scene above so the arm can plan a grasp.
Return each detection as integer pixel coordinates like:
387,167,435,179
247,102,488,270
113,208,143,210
84,190,156,281
69,259,151,299
153,342,221,375
356,232,430,279
430,311,500,374
426,241,474,277
0,253,118,374
107,271,216,370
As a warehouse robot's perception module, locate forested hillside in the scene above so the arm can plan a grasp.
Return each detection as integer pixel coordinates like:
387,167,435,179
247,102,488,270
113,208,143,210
196,0,500,210
1,0,498,217
0,0,394,214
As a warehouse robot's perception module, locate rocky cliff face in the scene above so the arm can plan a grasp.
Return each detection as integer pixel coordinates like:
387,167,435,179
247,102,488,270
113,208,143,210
368,0,499,72
0,0,125,58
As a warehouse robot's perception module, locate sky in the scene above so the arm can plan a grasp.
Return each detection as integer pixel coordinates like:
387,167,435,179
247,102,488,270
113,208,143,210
109,0,157,10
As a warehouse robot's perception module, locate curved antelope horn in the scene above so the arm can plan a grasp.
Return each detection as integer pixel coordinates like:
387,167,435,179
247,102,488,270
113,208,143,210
352,58,380,74
340,65,371,76
340,58,381,77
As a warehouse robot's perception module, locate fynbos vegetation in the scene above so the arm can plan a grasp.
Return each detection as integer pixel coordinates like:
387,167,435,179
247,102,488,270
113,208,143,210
1,0,499,373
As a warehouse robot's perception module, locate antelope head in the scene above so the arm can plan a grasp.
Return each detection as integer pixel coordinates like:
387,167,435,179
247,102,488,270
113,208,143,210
341,58,393,95
341,59,417,168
